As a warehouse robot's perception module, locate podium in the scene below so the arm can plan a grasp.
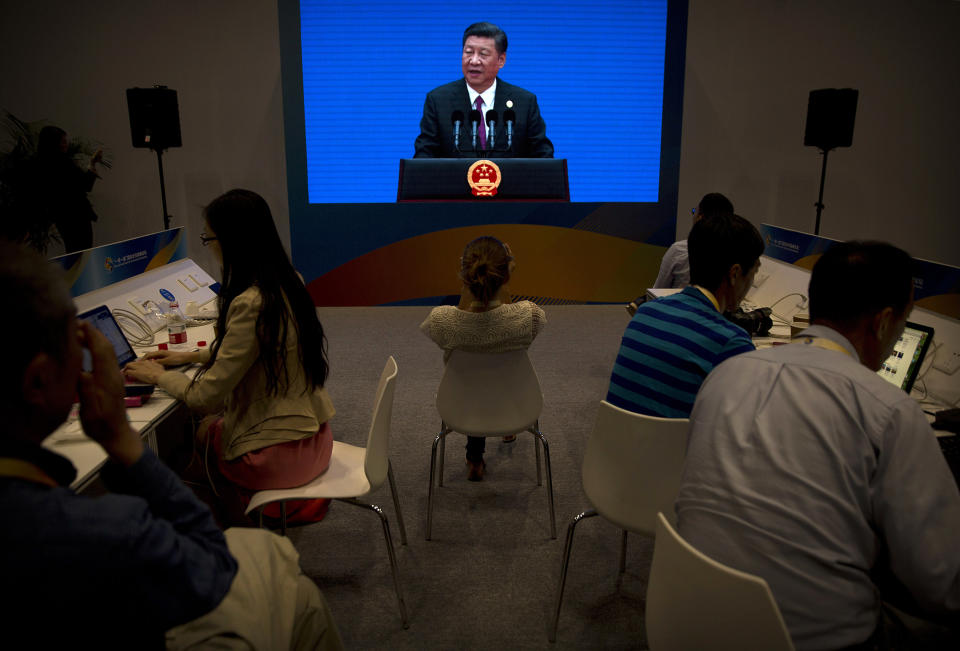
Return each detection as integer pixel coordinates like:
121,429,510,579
397,158,569,202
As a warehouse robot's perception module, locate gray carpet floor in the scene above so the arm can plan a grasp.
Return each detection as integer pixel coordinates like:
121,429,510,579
283,305,652,649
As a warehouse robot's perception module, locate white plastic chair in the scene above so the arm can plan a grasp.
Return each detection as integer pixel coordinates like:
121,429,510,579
549,400,688,642
244,356,409,629
646,512,795,651
426,349,556,540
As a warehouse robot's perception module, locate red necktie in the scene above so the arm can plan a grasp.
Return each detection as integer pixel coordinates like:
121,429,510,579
474,96,486,150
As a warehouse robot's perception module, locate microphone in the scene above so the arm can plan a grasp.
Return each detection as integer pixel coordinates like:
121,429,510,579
504,109,516,151
485,110,498,150
451,110,464,151
469,109,482,151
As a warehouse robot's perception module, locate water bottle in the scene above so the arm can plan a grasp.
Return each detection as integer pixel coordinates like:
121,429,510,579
166,301,188,350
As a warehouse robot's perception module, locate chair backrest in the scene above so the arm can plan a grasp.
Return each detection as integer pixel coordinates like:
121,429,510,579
436,349,542,436
646,512,795,651
362,356,398,491
582,400,688,535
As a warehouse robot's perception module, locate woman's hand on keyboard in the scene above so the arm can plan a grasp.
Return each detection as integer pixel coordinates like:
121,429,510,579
124,359,165,384
143,349,203,366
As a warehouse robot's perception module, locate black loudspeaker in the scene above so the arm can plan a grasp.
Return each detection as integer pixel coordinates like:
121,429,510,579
126,86,182,150
804,88,858,150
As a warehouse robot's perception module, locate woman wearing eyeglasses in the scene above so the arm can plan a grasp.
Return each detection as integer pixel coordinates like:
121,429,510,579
125,189,333,525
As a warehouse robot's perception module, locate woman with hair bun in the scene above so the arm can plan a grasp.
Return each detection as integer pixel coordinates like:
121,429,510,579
420,236,546,481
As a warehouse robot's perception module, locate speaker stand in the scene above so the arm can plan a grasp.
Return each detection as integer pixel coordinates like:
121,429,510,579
153,147,171,231
813,147,832,236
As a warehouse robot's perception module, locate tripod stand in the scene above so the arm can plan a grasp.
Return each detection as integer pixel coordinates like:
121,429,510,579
813,147,832,236
125,85,181,232
152,146,171,231
804,88,858,236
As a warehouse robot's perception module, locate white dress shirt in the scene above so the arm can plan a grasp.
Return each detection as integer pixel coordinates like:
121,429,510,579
653,239,689,289
677,325,960,650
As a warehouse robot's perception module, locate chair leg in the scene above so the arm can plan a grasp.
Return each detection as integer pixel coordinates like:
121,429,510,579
387,460,407,546
339,499,409,629
532,424,543,486
426,431,443,541
535,429,557,539
548,509,598,642
438,429,447,488
619,530,628,574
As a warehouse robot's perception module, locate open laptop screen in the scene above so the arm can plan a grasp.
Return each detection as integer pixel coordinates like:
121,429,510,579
877,321,934,393
77,305,139,370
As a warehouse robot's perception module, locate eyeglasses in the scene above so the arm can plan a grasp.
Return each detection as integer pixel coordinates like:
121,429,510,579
200,232,218,246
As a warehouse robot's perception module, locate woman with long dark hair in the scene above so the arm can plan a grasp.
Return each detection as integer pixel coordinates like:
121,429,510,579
125,189,334,523
420,235,546,481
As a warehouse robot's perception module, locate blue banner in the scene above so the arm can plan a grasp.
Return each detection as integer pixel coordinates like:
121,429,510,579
760,224,837,265
760,224,960,318
51,228,188,297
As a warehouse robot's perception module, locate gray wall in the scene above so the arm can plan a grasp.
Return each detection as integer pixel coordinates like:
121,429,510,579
3,1,958,273
678,0,960,266
0,1,289,276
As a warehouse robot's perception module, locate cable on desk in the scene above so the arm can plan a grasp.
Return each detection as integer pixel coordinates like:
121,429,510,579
185,316,217,327
769,292,808,311
112,308,156,347
919,341,940,381
915,379,929,401
767,293,808,327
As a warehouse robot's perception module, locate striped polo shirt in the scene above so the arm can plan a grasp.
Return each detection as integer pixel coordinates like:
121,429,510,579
606,287,755,418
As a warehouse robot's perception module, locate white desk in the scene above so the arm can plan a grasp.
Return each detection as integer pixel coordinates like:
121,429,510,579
42,322,216,491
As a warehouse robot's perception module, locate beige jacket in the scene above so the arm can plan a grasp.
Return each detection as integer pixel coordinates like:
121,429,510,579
166,528,343,650
158,287,335,461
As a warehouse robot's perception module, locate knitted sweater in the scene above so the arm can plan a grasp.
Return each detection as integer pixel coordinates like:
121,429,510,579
420,301,546,361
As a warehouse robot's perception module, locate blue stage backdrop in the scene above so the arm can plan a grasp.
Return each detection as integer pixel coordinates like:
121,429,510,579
299,1,667,203
279,0,689,304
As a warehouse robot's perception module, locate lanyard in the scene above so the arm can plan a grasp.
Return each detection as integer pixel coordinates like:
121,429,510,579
790,336,854,359
0,458,58,487
691,286,720,312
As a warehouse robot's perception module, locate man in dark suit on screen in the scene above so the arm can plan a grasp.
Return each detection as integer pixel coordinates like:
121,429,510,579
413,22,554,159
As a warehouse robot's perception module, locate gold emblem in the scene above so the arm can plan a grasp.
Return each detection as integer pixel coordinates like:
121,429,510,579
467,159,502,197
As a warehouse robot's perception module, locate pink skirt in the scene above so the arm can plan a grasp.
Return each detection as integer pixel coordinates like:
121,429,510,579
211,419,333,523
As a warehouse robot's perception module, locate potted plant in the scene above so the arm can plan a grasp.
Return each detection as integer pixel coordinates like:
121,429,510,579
0,110,111,252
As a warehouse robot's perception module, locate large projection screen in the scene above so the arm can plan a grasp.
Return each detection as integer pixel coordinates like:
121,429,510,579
279,0,689,305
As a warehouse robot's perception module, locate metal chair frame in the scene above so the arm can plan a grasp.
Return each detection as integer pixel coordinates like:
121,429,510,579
246,357,409,629
426,349,556,541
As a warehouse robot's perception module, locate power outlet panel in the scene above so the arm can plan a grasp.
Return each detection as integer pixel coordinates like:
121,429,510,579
933,345,960,375
126,296,166,333
178,276,199,292
73,258,218,337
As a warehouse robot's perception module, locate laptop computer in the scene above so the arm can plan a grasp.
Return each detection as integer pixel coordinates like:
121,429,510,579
876,321,934,394
77,305,154,397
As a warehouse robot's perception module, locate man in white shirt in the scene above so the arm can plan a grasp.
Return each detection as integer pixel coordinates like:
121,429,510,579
676,241,960,650
626,192,733,315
